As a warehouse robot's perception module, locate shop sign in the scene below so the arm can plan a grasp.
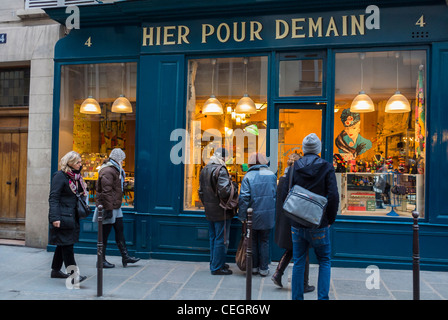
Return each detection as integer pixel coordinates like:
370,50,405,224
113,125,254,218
142,9,378,47
140,5,448,53
0,33,6,44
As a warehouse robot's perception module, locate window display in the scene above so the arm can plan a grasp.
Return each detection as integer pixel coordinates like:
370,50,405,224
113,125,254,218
184,56,268,211
334,50,426,217
59,62,137,208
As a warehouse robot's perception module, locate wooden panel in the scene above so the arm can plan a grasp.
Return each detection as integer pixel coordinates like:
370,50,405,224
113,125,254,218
9,133,20,219
429,42,448,224
0,133,11,217
137,55,184,214
0,109,28,239
17,132,27,218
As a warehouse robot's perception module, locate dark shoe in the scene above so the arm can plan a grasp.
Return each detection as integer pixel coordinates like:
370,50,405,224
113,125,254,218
122,256,140,268
103,259,115,268
96,259,115,268
211,268,233,275
117,241,140,267
51,269,70,279
71,275,87,285
271,271,283,288
304,284,315,293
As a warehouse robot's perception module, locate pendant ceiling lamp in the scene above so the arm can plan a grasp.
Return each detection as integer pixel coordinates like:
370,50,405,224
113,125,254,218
385,52,410,113
202,59,223,115
235,58,257,115
350,53,375,113
80,64,101,114
112,63,133,113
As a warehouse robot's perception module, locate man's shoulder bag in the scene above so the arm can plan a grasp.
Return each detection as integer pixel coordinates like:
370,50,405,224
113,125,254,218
282,163,328,229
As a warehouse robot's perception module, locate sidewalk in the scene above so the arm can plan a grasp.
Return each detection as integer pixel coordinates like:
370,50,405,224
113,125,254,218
0,244,447,300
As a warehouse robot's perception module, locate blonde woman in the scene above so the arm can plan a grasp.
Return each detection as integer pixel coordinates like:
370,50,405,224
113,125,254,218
48,151,87,283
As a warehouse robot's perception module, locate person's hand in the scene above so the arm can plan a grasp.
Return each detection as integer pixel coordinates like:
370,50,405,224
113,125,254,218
53,220,61,228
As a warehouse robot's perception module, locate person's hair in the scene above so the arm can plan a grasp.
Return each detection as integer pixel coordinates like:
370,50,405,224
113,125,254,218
60,151,81,173
248,152,268,167
287,152,302,166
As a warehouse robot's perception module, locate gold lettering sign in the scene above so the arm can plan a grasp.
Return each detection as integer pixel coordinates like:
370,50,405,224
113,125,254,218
143,14,367,47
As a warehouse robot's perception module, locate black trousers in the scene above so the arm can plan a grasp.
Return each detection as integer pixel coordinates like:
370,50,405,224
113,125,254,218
51,245,76,271
102,217,125,253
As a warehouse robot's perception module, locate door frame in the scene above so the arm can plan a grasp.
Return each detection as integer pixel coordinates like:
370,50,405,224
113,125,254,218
270,102,327,262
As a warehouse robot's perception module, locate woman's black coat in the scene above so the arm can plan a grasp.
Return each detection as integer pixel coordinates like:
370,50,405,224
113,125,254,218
48,171,80,246
274,174,292,250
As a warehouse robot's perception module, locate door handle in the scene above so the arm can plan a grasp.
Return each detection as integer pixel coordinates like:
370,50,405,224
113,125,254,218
15,178,18,197
6,181,11,185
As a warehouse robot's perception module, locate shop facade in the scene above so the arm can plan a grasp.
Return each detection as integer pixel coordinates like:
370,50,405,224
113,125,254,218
45,0,448,270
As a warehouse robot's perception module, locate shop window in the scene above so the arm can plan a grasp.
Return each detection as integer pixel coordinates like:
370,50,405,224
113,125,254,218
184,56,268,211
334,50,426,218
279,52,324,97
0,67,30,107
59,62,137,208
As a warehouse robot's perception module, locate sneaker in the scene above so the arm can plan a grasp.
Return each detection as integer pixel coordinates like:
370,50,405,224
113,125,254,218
252,267,259,275
211,268,233,275
259,269,269,277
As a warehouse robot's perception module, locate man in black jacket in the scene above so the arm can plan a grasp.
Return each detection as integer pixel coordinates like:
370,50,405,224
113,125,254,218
199,148,234,275
280,133,339,300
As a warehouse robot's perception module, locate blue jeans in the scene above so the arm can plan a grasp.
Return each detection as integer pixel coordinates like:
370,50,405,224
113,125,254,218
252,229,270,272
208,219,232,272
291,226,331,300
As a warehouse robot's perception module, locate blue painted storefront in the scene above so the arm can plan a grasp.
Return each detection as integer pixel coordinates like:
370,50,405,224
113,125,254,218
46,1,448,270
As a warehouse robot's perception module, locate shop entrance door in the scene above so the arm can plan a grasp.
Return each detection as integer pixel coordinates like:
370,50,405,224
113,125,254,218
0,108,28,240
272,103,325,261
277,105,324,177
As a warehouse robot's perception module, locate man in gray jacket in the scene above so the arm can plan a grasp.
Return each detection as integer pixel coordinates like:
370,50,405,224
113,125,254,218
198,148,234,275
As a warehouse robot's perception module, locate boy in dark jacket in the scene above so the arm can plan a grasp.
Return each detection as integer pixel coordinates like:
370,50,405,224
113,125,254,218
280,133,339,300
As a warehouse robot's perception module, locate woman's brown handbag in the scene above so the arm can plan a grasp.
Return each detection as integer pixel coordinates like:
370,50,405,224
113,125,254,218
235,222,248,271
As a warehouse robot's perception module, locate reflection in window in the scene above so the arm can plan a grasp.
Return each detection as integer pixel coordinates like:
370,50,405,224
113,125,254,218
59,63,137,208
334,50,426,218
184,56,268,211
279,59,322,96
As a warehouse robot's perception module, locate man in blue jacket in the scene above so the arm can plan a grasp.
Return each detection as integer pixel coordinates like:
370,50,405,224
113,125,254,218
280,133,339,300
238,153,277,276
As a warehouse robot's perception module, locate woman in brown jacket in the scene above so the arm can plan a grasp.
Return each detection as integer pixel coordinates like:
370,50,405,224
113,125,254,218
93,148,140,268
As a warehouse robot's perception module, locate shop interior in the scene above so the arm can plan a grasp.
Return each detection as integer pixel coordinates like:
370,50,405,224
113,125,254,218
59,63,137,208
184,56,268,210
333,50,426,217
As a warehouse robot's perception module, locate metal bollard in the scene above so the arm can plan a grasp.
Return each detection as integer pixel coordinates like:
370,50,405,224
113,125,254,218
97,205,103,297
412,210,420,300
246,208,253,300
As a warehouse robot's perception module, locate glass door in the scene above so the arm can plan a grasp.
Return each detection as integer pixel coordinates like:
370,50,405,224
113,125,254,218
277,104,324,178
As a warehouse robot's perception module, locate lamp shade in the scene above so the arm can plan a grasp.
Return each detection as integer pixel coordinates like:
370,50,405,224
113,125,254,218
112,95,133,113
350,91,375,113
80,96,101,114
385,91,410,113
235,94,257,114
202,95,223,115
